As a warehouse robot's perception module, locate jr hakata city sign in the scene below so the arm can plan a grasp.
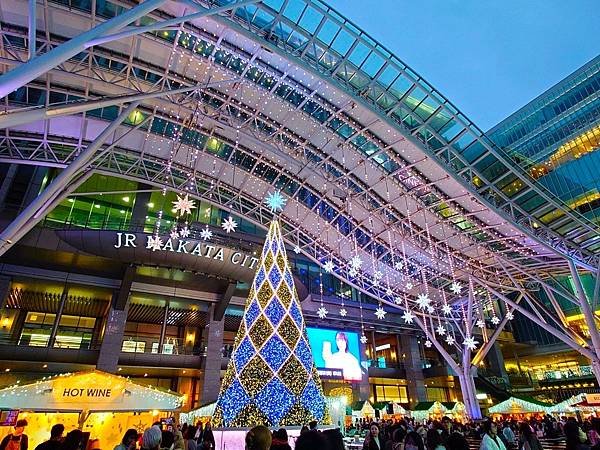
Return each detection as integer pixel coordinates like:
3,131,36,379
54,229,260,283
113,232,260,270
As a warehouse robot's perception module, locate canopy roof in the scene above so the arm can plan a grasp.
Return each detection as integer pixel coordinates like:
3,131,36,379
488,396,552,414
0,370,183,412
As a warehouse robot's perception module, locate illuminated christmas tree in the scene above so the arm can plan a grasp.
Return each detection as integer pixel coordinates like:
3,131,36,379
213,193,328,427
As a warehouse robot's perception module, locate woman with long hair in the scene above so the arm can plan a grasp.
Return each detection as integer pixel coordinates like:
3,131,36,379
519,423,543,450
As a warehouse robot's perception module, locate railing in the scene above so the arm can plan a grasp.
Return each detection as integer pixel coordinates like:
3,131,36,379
121,336,203,356
0,335,102,350
364,358,406,370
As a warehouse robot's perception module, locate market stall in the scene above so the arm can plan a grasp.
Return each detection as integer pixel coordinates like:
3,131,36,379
441,402,466,421
549,394,600,417
488,396,552,419
350,400,376,421
0,371,184,449
411,401,447,422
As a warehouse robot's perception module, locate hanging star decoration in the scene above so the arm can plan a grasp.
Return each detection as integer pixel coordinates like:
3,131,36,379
405,281,414,290
221,216,238,233
442,304,452,315
445,335,456,345
385,287,393,296
394,297,403,305
317,307,328,319
426,305,434,313
323,260,335,273
147,236,163,251
373,271,383,280
169,229,180,240
360,335,368,344
424,340,432,348
463,336,479,351
348,268,358,277
491,316,501,325
416,293,431,310
172,194,196,216
402,310,414,324
506,311,514,320
375,307,387,320
200,226,213,241
179,226,190,238
450,281,462,295
293,245,301,254
265,190,287,212
339,308,347,317
436,325,446,336
372,278,380,287
476,319,486,328
350,255,363,270
394,261,403,270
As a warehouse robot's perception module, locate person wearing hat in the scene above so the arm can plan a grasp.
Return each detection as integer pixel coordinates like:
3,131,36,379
0,419,29,450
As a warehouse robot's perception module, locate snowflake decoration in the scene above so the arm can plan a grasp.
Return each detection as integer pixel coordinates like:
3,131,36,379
373,270,383,280
348,267,358,277
463,336,479,351
179,226,190,238
476,319,486,328
506,311,514,320
339,308,347,317
374,307,387,320
221,216,238,233
169,230,180,240
385,287,393,296
200,226,213,241
394,261,403,271
264,190,287,212
372,278,380,287
323,260,335,273
424,340,432,348
402,310,414,324
172,194,196,216
416,293,431,310
350,255,363,270
147,236,163,252
394,296,403,305
426,305,434,313
293,245,301,254
360,335,368,344
491,315,501,325
442,304,452,315
436,325,446,336
450,281,462,295
405,282,414,290
445,335,456,345
317,307,328,319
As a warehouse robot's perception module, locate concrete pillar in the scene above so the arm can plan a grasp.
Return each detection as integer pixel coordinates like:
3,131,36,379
201,304,224,404
97,266,135,373
487,342,508,382
22,167,48,208
48,286,69,347
400,334,427,407
158,299,170,353
0,165,17,210
0,276,11,310
131,184,151,230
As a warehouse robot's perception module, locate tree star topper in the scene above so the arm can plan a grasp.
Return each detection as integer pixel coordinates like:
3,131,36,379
172,194,196,216
265,190,287,213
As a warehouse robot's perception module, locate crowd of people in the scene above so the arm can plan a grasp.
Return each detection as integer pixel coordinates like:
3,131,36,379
2,415,600,450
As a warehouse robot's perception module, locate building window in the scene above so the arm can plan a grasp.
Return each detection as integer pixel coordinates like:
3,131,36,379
19,312,95,349
374,384,408,403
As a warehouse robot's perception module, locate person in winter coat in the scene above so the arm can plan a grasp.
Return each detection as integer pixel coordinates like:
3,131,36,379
480,421,507,450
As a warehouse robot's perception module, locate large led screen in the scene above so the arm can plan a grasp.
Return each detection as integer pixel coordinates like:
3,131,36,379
306,327,363,381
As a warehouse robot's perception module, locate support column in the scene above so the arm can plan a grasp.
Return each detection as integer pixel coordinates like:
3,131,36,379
400,334,426,407
130,185,151,230
358,334,370,402
21,167,48,208
158,299,170,353
201,304,224,404
569,260,600,384
487,342,508,382
457,366,481,419
0,276,11,310
48,286,69,347
97,266,135,373
0,165,17,210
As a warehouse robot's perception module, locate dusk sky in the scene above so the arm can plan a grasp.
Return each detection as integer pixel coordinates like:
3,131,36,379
327,0,599,131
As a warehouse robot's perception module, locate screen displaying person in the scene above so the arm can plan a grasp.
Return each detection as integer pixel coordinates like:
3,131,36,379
322,331,362,380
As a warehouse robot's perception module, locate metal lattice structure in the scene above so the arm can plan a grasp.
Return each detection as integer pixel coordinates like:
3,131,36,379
0,0,599,418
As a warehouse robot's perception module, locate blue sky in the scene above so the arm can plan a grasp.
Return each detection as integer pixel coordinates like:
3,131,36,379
326,0,599,131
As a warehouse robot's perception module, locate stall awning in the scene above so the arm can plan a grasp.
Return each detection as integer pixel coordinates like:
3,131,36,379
488,396,552,415
0,370,183,412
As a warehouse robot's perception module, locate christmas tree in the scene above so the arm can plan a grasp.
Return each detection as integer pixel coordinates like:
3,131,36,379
213,204,328,427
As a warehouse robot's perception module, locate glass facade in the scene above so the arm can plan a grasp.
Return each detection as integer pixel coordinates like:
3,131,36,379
488,56,600,250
